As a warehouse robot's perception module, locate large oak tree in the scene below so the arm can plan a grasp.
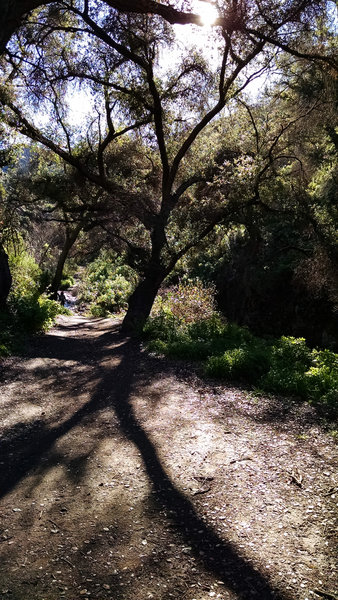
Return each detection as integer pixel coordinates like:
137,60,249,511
0,0,336,328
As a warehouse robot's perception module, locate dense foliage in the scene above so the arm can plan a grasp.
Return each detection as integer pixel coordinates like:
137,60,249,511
0,242,65,357
144,283,338,418
77,249,138,316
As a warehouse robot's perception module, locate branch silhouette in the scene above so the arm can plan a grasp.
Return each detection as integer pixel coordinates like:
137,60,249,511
0,320,292,599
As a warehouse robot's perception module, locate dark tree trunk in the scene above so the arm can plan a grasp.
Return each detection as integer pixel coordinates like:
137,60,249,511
0,243,12,310
121,270,165,333
0,0,52,52
0,0,199,52
49,224,82,299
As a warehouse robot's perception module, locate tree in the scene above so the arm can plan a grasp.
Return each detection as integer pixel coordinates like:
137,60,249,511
0,138,17,308
0,0,205,54
0,242,12,308
187,60,338,344
2,146,114,297
0,0,336,330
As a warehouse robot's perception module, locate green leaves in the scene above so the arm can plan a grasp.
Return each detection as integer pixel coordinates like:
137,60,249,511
77,248,138,316
144,292,338,418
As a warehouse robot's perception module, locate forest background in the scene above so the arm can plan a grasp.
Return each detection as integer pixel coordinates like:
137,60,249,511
0,0,337,416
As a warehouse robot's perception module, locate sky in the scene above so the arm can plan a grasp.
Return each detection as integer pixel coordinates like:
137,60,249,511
41,0,338,129
65,1,224,127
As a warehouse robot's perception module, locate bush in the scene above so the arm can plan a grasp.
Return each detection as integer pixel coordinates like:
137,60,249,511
8,245,42,299
151,280,217,324
269,336,312,370
261,337,313,396
144,282,259,363
0,244,64,357
205,342,271,383
144,282,222,342
188,313,227,340
304,349,338,413
13,295,61,332
143,313,183,342
77,250,138,316
259,341,338,415
60,276,74,290
144,291,338,417
0,310,13,357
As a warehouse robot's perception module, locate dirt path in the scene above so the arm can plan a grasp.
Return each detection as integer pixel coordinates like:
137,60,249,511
0,316,337,600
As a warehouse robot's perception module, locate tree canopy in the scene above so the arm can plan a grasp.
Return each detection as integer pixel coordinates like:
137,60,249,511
0,0,337,330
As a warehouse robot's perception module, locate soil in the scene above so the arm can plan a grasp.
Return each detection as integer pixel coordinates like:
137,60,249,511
0,315,337,600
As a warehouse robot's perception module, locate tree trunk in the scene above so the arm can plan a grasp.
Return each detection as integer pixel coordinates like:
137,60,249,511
0,0,53,52
49,224,82,299
0,243,12,310
121,270,165,333
0,0,198,52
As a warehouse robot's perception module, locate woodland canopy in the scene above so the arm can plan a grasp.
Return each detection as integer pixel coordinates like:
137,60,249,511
0,0,337,337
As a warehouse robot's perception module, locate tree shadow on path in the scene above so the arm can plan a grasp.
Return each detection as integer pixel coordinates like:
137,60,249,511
1,320,292,600
92,334,292,600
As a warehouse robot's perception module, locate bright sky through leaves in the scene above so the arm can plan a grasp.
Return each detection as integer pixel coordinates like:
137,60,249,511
195,0,218,26
64,0,221,126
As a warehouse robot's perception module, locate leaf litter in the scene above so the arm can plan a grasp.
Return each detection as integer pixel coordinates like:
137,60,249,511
0,315,336,600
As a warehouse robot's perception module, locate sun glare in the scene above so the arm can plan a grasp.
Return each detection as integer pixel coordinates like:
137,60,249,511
196,1,218,27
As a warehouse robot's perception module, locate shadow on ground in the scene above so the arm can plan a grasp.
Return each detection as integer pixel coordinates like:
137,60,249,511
0,318,297,599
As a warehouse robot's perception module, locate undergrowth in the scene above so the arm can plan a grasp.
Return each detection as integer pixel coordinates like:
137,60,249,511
0,244,67,358
143,283,338,418
77,249,138,317
0,295,65,358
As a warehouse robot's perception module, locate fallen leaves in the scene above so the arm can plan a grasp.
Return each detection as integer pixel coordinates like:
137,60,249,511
0,319,337,600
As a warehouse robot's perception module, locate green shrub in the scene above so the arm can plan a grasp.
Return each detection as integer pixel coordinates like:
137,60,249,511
165,339,215,360
304,349,338,414
0,244,64,357
257,338,337,414
261,337,313,396
143,313,184,342
205,342,271,383
77,250,138,316
188,313,226,340
144,297,338,417
38,269,53,293
0,343,11,358
270,336,312,369
0,310,13,357
60,276,74,290
8,245,42,299
145,283,222,342
10,295,61,332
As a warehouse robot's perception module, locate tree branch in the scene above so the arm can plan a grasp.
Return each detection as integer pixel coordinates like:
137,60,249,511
169,40,265,191
246,27,337,69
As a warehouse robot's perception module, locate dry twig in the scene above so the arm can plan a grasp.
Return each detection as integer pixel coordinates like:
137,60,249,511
288,469,303,487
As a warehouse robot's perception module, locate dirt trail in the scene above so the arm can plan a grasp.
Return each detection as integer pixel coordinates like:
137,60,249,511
0,315,337,600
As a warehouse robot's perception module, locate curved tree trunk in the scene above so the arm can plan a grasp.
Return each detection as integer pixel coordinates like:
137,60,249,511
121,269,166,333
0,0,198,53
0,242,12,310
49,224,82,299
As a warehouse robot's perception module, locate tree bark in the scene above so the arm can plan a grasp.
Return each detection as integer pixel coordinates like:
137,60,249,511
0,242,12,309
0,0,200,53
121,269,165,333
49,224,82,299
